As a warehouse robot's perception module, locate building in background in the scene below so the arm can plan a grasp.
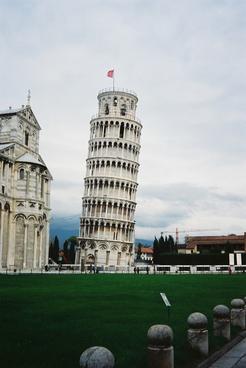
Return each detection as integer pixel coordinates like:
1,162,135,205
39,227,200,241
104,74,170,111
0,101,52,271
77,88,142,268
185,234,246,254
138,246,153,262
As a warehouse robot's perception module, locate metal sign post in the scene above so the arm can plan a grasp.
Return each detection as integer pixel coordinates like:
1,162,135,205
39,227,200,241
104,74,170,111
160,292,171,321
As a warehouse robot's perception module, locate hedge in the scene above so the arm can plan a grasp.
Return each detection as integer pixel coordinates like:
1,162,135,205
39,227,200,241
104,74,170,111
156,253,230,265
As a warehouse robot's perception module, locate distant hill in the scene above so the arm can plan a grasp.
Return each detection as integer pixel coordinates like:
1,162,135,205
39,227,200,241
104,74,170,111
50,215,153,247
135,239,152,246
50,215,79,245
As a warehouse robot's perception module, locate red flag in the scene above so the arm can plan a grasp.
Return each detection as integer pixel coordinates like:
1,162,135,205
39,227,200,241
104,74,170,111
107,69,114,78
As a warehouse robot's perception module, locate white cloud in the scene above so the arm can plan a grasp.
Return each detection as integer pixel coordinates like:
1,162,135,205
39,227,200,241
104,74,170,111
1,0,246,239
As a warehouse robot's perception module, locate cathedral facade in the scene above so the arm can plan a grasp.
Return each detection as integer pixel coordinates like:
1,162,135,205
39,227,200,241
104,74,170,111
0,103,52,270
77,89,142,268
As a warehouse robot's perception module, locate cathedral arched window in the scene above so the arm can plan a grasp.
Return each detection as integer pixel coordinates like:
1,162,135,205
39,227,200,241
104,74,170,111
19,169,25,180
25,131,29,146
113,97,118,106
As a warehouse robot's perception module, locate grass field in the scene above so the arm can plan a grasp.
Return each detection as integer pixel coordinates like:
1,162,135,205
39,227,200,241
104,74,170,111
1,274,245,368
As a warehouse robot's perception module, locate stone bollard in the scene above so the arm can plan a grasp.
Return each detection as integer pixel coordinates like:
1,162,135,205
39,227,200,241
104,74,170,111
80,346,115,368
244,297,246,325
147,324,174,368
187,312,208,356
213,305,230,340
231,299,245,329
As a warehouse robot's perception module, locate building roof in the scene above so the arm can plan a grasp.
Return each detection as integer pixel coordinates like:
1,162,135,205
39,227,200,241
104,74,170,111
16,152,46,167
0,108,23,115
141,247,153,254
0,106,41,130
186,234,246,249
0,143,14,151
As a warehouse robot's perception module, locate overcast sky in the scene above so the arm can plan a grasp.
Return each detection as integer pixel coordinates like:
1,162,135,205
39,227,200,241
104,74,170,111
1,0,246,240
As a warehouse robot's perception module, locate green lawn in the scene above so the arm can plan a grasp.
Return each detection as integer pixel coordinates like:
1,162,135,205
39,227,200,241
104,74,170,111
0,274,245,368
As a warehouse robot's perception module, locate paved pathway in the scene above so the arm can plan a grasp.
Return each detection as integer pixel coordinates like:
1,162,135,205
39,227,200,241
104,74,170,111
209,337,246,368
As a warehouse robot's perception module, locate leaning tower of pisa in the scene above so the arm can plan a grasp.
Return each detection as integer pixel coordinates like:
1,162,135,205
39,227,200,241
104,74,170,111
77,88,142,269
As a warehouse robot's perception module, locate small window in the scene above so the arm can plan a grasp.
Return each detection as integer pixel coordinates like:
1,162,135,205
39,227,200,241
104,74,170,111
120,104,126,116
113,97,118,106
105,104,109,115
131,100,134,109
119,122,124,138
19,169,25,180
25,131,29,146
2,185,5,194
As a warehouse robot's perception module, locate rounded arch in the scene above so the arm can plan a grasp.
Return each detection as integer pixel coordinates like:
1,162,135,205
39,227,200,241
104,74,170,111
86,254,95,263
98,243,108,250
13,213,26,221
27,215,38,222
4,202,10,212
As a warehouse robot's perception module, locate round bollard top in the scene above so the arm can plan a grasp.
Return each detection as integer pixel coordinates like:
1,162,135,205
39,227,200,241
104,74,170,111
80,346,115,368
213,305,230,319
231,298,245,309
187,312,208,329
147,324,173,348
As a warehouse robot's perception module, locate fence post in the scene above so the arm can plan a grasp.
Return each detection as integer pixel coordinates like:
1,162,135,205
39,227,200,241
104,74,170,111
213,305,230,340
187,312,208,356
80,346,115,368
147,324,174,368
231,299,245,329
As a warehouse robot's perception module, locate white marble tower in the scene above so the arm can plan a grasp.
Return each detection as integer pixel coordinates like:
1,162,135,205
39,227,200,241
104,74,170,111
77,88,142,269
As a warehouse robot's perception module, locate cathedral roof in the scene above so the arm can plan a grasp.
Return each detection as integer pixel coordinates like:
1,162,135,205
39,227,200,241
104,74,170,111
0,143,14,151
0,108,23,115
16,152,47,167
0,106,41,130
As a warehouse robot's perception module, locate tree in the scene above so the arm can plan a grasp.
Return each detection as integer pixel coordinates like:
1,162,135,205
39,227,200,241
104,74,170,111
63,240,69,263
67,236,78,264
53,235,60,262
136,243,142,260
153,237,159,264
159,235,166,253
168,235,175,253
48,241,54,261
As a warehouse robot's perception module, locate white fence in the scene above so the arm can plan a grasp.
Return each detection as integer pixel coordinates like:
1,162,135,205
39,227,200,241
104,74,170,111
1,263,246,275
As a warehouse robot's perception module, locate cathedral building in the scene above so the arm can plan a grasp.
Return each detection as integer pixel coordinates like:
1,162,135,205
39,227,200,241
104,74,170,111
77,88,142,268
0,100,52,271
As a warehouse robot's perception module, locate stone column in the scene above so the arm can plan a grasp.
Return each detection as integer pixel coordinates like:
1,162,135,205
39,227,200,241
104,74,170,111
0,209,4,267
80,346,115,368
33,224,38,269
94,250,98,267
7,216,15,267
45,220,49,265
147,324,174,368
23,223,28,269
187,312,208,356
75,246,81,265
231,299,245,329
105,201,108,218
213,305,230,340
39,227,43,268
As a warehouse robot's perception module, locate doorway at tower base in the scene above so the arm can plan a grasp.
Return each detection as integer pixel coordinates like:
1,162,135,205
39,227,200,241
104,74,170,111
76,238,134,267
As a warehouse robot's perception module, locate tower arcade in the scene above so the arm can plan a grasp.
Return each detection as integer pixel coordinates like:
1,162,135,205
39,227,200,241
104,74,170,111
77,88,142,268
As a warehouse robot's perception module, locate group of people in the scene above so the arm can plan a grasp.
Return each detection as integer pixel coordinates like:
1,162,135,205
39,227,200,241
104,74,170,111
133,266,150,274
